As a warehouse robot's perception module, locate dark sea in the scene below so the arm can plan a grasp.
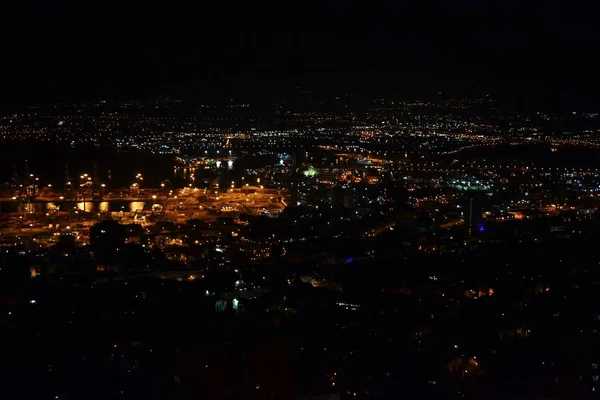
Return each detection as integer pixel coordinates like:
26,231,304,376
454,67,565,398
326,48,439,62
0,142,177,188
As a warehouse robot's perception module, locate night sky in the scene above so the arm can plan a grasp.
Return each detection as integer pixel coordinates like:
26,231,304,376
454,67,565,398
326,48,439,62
1,0,599,107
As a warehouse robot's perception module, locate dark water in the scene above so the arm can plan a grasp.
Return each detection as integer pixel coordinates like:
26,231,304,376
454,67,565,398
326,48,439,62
0,142,279,189
453,144,600,168
0,142,176,188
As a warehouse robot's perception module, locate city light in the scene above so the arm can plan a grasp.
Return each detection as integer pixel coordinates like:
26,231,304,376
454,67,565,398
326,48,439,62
0,91,597,399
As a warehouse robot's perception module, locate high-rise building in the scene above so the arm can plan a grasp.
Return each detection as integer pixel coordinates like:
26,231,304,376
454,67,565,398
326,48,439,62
462,194,484,236
330,186,355,208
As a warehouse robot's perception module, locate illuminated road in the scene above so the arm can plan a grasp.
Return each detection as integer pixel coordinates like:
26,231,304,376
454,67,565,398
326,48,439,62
363,220,397,238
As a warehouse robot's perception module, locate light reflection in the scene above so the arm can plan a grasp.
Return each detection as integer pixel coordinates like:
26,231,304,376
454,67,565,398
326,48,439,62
130,202,145,212
76,202,94,212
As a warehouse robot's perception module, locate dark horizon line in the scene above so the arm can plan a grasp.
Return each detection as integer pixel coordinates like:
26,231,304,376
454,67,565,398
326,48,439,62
1,79,599,114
